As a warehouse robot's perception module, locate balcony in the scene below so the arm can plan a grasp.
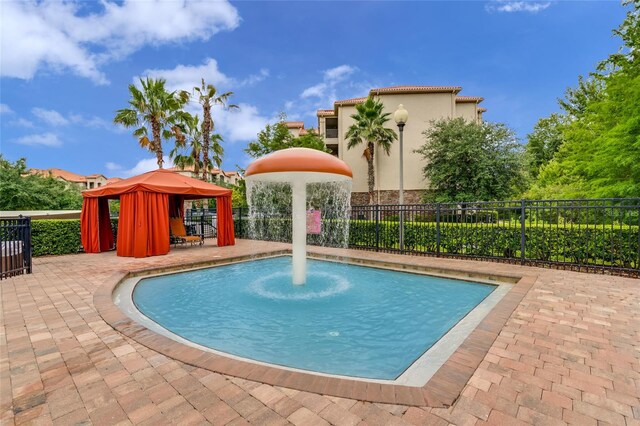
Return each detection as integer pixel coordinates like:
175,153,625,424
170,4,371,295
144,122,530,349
324,118,338,140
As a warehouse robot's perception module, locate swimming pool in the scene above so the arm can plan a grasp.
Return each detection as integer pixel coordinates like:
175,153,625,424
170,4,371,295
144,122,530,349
129,256,496,380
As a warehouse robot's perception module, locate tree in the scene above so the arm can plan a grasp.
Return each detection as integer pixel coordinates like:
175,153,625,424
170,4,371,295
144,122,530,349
0,156,83,210
114,77,186,168
170,114,204,176
415,118,524,202
170,114,225,180
181,79,236,181
245,115,329,158
528,0,640,198
344,96,397,204
558,76,605,119
525,113,566,178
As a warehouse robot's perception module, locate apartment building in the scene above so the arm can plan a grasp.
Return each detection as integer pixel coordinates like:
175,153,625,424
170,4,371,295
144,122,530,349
28,168,117,190
166,165,242,186
316,85,485,204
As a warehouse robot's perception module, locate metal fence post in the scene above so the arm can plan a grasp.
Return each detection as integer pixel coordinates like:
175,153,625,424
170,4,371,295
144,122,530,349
200,207,205,237
520,199,526,265
238,207,243,237
25,217,32,273
375,205,380,252
436,203,441,256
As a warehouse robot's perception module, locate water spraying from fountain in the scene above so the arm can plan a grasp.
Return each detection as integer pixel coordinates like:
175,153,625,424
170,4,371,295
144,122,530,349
245,148,353,285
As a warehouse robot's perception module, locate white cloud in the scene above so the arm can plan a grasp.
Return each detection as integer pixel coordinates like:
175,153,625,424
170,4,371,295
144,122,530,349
117,156,170,177
10,118,35,128
142,58,232,93
138,60,273,143
70,113,126,133
0,1,240,84
28,108,123,132
13,133,62,147
287,64,373,121
485,1,551,13
32,108,69,126
239,69,270,87
105,162,122,171
212,103,271,143
0,104,13,114
301,65,357,99
140,58,269,93
324,65,357,82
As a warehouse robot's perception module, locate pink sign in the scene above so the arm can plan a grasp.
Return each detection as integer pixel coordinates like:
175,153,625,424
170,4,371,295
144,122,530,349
306,210,321,234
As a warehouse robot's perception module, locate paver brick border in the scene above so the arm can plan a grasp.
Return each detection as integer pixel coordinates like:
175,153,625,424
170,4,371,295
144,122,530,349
93,249,537,407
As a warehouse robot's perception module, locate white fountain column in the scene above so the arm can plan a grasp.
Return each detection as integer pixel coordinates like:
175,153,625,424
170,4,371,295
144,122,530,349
291,180,307,285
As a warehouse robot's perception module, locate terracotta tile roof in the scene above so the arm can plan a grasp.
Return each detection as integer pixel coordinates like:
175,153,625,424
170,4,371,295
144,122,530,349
370,85,462,95
29,168,87,183
334,96,368,106
478,107,487,113
105,177,122,185
166,165,196,173
167,165,226,175
456,96,484,103
86,174,106,179
283,121,304,129
299,128,317,136
324,85,481,115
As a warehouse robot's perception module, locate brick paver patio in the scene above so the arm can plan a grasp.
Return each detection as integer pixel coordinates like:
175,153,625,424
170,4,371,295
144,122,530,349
1,239,639,425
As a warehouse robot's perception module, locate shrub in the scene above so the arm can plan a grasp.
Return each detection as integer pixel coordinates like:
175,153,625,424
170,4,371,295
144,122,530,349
31,219,82,256
348,220,639,269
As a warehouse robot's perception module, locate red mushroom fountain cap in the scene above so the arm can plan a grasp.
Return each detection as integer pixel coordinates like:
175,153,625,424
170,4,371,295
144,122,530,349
245,147,352,178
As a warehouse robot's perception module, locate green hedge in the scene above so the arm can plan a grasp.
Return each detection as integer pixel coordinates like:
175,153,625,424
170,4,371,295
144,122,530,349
31,218,118,256
349,220,639,269
236,217,639,269
30,217,639,270
31,219,82,256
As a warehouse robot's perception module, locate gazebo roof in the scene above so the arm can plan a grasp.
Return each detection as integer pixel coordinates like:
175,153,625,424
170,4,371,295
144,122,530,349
82,169,232,199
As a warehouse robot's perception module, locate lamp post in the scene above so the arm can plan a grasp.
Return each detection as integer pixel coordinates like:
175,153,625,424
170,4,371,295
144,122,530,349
394,104,408,252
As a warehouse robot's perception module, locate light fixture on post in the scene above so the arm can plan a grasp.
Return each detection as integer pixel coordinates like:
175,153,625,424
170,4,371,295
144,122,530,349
394,104,408,252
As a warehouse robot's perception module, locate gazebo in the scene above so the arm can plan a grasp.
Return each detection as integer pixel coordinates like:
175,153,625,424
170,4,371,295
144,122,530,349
80,169,235,258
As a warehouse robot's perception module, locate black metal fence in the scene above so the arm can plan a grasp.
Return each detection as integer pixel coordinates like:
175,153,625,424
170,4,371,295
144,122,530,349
233,199,640,277
1,217,32,279
185,209,218,238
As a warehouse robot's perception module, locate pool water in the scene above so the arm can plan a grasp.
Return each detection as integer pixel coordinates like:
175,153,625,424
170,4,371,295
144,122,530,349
133,256,495,380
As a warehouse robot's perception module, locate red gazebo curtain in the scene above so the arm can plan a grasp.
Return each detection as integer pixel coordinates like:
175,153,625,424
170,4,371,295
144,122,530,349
81,197,114,253
217,196,235,247
169,195,185,219
117,192,170,258
81,169,236,257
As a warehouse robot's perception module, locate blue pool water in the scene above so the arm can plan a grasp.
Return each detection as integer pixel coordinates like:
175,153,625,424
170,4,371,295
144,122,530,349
133,257,495,380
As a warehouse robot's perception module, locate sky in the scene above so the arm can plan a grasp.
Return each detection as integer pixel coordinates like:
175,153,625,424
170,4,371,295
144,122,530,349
0,0,628,179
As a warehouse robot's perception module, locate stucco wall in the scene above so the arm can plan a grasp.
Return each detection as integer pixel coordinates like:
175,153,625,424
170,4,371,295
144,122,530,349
335,93,456,193
454,102,478,122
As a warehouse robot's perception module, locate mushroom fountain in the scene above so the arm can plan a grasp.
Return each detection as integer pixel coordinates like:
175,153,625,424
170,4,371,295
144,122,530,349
245,148,353,285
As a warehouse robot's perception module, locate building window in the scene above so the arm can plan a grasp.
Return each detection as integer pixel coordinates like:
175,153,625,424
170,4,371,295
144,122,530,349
325,118,338,139
89,182,94,189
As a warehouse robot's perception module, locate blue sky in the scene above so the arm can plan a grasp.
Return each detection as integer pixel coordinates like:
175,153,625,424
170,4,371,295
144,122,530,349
0,1,627,178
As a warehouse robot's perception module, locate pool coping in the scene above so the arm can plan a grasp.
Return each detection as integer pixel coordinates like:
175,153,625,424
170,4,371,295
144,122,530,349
93,248,537,407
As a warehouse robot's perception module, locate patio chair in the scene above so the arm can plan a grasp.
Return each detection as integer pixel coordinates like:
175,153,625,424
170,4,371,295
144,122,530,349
169,217,204,246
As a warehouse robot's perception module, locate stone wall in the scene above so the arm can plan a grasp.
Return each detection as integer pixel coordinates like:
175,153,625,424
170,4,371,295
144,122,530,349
351,190,424,206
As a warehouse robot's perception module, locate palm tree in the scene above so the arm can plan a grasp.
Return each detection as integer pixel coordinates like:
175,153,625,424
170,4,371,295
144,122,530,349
114,77,186,168
345,96,397,204
170,114,225,181
170,114,203,176
181,79,237,181
169,113,224,179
